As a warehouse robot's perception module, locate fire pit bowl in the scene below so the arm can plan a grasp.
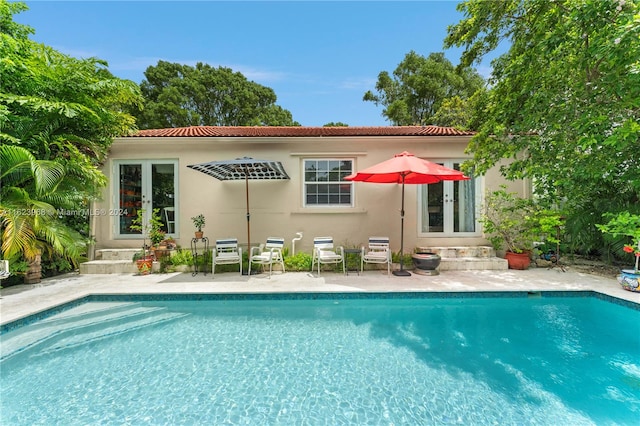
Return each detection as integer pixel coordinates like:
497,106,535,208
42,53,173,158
411,253,441,276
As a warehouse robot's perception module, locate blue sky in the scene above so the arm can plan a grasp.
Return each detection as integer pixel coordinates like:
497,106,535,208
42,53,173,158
18,1,499,127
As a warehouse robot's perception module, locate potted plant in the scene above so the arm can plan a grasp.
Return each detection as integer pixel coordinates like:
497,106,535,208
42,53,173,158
150,228,166,247
597,211,640,292
130,208,164,273
163,237,177,250
480,186,562,269
132,250,153,275
191,214,206,238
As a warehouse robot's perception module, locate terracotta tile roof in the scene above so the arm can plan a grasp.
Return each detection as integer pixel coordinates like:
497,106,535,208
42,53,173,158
129,126,474,138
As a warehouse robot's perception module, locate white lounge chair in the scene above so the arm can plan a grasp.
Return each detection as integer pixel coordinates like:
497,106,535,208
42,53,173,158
0,259,9,280
311,236,345,275
249,237,285,277
212,238,242,277
361,236,391,277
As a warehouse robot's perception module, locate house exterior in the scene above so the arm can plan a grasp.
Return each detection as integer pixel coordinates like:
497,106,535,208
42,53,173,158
90,126,530,257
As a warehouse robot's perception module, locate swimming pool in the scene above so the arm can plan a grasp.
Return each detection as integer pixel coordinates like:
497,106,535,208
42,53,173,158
1,292,639,425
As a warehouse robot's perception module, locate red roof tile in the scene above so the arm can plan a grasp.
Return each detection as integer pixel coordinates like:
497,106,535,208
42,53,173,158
128,126,474,138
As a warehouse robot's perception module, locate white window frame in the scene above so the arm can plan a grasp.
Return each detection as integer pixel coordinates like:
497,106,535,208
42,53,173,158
303,158,354,208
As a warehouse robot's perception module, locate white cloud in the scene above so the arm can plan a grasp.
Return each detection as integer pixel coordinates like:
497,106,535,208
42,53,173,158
338,77,377,90
228,65,289,83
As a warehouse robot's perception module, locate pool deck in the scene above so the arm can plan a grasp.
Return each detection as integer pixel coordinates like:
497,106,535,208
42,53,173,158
1,267,639,326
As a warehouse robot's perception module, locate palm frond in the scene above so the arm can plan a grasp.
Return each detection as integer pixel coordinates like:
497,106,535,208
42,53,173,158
29,158,65,196
0,209,38,259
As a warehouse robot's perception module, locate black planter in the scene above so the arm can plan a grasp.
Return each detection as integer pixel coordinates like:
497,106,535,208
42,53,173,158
412,253,441,275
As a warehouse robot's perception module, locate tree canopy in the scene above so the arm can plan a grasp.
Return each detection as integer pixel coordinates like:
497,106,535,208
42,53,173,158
134,61,300,128
0,1,143,276
363,51,485,127
1,2,142,165
445,0,640,251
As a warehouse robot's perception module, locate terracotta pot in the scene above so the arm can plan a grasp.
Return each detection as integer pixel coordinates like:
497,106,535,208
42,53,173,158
136,258,153,275
505,251,531,270
154,248,169,260
195,231,204,239
618,269,640,292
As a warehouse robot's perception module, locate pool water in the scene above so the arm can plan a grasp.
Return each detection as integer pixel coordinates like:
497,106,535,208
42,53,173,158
1,294,639,425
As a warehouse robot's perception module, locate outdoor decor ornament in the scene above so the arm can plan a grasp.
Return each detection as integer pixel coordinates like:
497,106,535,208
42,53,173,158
597,212,640,293
618,240,640,292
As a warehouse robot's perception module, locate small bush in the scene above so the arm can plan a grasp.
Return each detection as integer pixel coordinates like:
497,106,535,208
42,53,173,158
169,249,194,266
284,252,313,271
392,251,413,265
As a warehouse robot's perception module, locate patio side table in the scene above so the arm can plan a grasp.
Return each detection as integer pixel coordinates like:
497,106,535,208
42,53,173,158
343,248,361,275
190,237,209,276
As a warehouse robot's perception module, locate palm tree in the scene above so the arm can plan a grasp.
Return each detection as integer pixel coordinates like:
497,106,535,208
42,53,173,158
0,145,87,281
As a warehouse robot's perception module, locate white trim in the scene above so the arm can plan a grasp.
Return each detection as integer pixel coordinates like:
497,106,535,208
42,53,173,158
417,160,482,238
302,158,355,209
113,159,179,239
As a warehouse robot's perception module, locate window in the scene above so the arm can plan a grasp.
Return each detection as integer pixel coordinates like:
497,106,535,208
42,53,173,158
304,159,353,207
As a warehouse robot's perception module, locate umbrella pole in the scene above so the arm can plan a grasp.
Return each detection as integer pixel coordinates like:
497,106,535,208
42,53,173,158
392,175,411,276
245,170,250,254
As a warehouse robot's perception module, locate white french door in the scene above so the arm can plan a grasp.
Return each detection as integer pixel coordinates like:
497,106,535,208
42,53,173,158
418,161,480,237
114,160,178,238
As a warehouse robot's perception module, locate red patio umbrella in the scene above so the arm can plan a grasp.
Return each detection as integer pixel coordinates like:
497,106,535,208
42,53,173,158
345,151,469,276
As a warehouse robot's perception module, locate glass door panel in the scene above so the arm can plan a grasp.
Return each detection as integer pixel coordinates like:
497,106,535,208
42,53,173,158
151,163,176,234
119,164,143,235
421,181,444,233
453,163,476,233
116,160,178,238
419,161,480,236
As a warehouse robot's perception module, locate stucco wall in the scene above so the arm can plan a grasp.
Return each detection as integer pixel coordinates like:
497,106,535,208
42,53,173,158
92,135,529,255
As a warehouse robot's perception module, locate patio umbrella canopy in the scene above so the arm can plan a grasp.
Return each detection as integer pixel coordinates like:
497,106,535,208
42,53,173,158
187,157,290,251
345,151,469,276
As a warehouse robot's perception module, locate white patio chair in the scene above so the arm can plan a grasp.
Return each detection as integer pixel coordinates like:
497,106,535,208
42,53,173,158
249,237,285,277
163,207,176,234
0,259,10,280
361,236,391,277
212,238,242,277
311,236,345,275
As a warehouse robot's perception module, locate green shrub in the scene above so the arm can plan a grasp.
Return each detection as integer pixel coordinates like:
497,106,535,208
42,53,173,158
284,252,313,271
392,251,413,265
169,249,194,266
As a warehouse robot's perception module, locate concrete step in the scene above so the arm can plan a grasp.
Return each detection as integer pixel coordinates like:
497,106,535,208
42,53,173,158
81,248,171,274
439,257,508,271
38,311,188,356
415,246,508,271
1,302,188,361
79,260,139,274
416,246,497,258
95,248,141,261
